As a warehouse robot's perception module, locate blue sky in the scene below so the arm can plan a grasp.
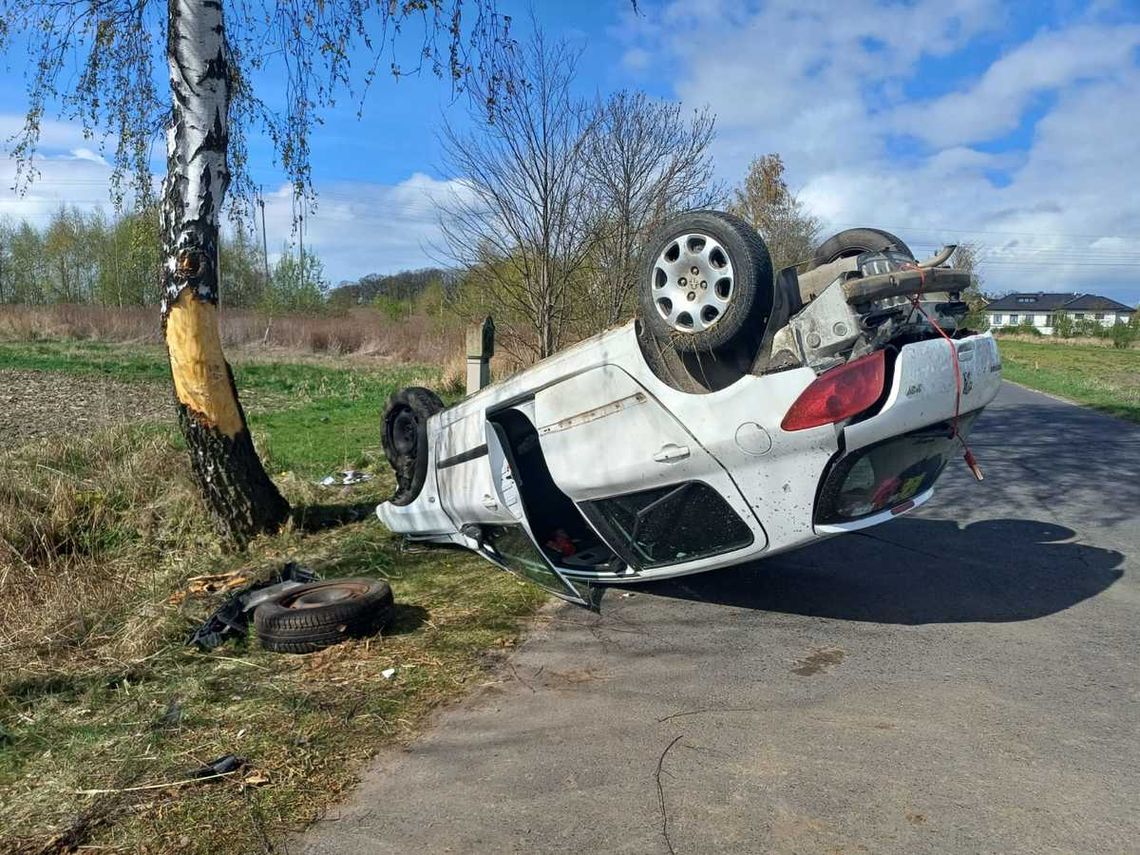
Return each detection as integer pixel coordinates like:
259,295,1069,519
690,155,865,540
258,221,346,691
2,0,1139,304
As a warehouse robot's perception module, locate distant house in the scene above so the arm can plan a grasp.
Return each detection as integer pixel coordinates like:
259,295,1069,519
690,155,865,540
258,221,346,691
986,292,1135,335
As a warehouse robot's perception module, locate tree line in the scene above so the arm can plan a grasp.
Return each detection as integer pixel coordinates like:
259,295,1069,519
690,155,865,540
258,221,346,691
0,206,331,312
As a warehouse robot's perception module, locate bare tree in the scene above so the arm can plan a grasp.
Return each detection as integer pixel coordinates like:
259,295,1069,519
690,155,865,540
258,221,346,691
440,29,596,361
581,91,722,328
729,154,821,271
951,241,989,328
3,0,510,541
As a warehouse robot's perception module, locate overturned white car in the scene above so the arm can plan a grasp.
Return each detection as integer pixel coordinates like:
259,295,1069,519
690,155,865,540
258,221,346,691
377,212,1001,606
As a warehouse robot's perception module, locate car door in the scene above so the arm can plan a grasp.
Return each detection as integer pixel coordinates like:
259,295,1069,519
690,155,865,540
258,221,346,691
533,364,767,568
433,412,516,527
478,420,596,607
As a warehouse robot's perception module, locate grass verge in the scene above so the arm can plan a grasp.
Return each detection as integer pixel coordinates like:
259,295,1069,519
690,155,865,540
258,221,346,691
0,343,544,854
996,338,1140,424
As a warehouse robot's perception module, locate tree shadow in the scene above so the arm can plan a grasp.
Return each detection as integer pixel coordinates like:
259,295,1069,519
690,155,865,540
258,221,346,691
290,501,378,532
639,518,1123,624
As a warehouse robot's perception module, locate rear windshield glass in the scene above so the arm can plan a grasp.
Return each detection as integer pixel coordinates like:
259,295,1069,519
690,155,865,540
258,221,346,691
816,412,980,524
582,481,752,569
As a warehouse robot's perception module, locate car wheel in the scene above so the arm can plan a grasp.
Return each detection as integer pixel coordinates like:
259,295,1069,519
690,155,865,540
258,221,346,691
638,210,773,354
382,386,444,506
254,578,395,654
811,227,914,267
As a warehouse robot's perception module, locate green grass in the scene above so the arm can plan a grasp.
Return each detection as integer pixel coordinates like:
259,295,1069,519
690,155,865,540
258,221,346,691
0,341,545,854
996,339,1140,424
0,339,430,418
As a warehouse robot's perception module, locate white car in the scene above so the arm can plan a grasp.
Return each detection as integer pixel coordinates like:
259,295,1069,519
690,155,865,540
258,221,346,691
377,212,1001,607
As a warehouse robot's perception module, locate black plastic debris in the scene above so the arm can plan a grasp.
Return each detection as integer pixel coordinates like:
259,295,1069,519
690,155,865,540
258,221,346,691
188,753,246,779
187,562,320,650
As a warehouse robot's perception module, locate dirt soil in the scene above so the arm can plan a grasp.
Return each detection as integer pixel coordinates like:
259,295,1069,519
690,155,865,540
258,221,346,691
0,369,170,445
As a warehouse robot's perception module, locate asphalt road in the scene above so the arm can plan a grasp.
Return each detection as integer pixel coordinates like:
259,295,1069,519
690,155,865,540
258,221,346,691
297,383,1139,855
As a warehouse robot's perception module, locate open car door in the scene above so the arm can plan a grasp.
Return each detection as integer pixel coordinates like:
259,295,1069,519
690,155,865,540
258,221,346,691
478,420,599,608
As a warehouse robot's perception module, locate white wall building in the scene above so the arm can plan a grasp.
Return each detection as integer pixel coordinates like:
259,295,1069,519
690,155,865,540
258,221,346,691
986,292,1135,335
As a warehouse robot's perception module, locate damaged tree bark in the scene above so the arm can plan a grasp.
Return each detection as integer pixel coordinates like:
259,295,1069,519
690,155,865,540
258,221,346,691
161,0,289,542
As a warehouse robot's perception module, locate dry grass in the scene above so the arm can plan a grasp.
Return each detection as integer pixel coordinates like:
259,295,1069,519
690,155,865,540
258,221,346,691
0,428,210,665
0,303,463,363
0,356,547,854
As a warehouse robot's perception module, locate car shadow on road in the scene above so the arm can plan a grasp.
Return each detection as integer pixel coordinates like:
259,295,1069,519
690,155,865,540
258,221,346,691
640,518,1124,624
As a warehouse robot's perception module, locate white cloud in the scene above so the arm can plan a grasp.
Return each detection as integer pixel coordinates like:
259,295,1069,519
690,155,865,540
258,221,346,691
899,24,1140,147
67,147,108,166
259,172,466,282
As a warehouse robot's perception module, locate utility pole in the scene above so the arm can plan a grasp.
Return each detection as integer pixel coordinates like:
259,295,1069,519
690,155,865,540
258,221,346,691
258,185,270,293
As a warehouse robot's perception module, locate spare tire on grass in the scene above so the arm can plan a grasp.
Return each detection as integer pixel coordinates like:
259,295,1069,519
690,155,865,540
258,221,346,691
253,578,394,654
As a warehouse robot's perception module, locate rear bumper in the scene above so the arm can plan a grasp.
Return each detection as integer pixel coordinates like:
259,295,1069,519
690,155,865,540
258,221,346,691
811,332,1000,531
844,332,1001,453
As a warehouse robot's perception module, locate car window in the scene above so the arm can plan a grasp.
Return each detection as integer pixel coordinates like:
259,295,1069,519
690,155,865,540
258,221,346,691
481,524,586,601
816,411,980,524
582,482,753,569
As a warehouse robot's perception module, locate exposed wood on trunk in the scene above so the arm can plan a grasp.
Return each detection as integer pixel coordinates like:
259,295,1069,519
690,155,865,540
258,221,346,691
160,0,289,542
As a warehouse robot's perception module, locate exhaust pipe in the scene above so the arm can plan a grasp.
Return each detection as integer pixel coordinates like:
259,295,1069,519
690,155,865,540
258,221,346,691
918,244,957,269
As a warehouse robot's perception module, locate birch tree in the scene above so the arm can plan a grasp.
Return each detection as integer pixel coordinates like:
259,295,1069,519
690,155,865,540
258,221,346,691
2,0,509,541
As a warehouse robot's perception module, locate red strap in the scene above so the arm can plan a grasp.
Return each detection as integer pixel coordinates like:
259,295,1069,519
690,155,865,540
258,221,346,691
902,263,983,481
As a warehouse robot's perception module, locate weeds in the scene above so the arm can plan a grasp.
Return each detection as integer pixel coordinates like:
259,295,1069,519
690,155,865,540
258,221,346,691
0,351,547,853
0,303,462,363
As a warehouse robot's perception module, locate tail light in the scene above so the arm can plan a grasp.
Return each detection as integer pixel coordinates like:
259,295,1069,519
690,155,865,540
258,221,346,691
781,350,886,431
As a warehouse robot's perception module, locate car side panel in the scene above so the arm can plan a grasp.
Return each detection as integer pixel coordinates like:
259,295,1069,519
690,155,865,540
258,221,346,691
434,414,516,526
617,358,838,554
534,364,768,553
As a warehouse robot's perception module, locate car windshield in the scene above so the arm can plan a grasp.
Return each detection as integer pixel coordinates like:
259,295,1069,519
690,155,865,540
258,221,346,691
582,481,753,569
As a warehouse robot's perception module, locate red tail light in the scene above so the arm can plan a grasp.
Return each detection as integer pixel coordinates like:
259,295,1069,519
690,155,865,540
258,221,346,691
781,350,886,431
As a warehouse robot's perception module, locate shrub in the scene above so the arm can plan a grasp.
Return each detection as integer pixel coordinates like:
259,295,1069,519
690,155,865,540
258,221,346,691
1013,320,1042,336
1110,321,1136,349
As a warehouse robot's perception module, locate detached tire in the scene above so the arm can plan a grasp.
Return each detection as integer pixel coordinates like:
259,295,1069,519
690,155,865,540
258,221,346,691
638,210,773,354
254,579,394,654
382,386,444,506
811,228,914,267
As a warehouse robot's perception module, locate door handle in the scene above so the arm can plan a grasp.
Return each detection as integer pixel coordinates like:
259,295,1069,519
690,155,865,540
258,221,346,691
653,443,690,463
481,494,499,510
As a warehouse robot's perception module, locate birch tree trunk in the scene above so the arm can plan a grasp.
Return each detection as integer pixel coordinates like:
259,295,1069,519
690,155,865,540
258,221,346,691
160,0,290,542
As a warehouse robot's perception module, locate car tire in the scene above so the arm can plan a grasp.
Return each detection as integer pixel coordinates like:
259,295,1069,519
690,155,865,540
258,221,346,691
811,228,914,267
382,386,444,506
638,210,773,354
253,579,395,654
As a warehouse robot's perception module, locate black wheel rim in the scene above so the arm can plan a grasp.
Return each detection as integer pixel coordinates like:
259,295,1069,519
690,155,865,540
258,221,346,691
389,407,418,456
